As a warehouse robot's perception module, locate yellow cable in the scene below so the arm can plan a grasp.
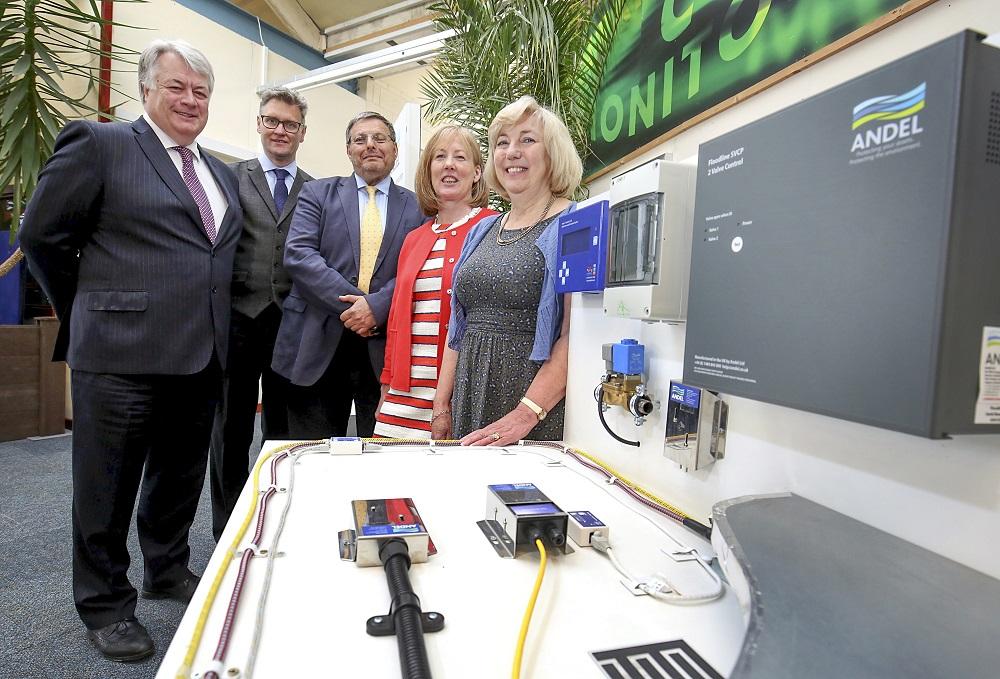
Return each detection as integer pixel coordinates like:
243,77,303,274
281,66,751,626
175,440,319,679
511,538,548,679
568,446,694,521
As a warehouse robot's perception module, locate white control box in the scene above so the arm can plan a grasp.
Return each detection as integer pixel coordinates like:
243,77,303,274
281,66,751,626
602,159,696,322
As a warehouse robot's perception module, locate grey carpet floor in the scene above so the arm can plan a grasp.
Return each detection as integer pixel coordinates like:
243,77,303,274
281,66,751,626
0,424,263,679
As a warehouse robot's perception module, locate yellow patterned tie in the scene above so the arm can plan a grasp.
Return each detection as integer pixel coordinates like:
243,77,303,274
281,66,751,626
358,185,383,293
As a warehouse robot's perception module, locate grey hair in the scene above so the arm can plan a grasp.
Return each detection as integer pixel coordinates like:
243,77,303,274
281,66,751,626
345,111,395,144
259,86,308,120
138,39,215,102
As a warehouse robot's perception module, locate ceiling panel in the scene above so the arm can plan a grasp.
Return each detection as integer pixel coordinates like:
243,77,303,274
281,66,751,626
230,0,291,35
298,0,403,31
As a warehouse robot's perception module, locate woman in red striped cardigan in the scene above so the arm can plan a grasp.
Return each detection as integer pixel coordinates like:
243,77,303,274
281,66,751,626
374,126,498,439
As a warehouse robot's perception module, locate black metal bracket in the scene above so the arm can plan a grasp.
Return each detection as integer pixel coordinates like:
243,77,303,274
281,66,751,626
366,610,445,636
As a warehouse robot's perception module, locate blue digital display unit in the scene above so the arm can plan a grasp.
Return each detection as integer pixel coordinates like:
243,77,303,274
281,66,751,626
669,382,701,409
556,200,609,293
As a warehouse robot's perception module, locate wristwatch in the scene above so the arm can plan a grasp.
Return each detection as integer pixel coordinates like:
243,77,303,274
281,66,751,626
519,396,547,421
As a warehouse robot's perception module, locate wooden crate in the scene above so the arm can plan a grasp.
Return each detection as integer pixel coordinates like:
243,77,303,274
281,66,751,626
0,317,65,441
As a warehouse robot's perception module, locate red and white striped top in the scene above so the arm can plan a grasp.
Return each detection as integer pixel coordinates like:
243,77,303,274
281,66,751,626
374,236,447,438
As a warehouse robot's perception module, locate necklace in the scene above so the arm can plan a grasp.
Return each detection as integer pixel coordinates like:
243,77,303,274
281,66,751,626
496,195,555,246
431,207,481,234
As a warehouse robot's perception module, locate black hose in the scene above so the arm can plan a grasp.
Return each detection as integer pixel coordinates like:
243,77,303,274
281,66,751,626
597,385,640,447
379,538,433,679
683,517,713,541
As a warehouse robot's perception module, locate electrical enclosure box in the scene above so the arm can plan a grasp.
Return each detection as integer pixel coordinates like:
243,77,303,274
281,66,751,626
478,483,569,558
664,381,728,472
350,498,430,567
683,30,1000,438
556,200,610,293
603,160,696,321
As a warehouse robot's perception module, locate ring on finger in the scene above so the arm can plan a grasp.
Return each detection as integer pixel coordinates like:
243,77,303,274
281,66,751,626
490,432,501,441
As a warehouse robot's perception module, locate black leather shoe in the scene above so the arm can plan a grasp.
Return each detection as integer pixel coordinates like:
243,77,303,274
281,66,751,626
140,572,200,604
86,618,154,662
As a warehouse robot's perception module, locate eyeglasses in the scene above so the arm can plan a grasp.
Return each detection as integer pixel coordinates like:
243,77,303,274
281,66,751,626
260,116,304,133
350,133,392,147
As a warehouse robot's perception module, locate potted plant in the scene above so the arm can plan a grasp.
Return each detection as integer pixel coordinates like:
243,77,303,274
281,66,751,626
421,0,627,190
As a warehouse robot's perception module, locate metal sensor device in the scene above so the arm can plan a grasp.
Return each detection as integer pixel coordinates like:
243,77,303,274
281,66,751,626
664,381,728,472
339,498,432,567
477,483,571,558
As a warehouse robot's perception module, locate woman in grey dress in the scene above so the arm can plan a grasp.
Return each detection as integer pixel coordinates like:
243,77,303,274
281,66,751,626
432,96,583,443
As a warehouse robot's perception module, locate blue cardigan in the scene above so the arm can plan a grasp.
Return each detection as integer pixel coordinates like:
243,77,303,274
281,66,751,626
446,204,575,363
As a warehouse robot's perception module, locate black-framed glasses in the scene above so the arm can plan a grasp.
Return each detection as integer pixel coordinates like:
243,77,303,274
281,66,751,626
259,115,304,133
350,133,392,146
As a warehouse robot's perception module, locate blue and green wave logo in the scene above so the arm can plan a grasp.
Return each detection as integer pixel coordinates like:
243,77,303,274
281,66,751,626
987,333,1000,349
852,82,926,130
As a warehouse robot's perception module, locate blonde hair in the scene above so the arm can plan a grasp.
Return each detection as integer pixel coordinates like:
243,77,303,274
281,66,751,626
414,126,489,216
484,95,582,201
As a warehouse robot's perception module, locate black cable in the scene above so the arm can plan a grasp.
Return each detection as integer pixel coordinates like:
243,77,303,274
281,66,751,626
682,517,713,541
597,385,640,447
379,538,433,679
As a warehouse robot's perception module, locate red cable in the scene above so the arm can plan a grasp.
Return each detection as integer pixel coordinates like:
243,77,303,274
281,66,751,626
202,450,292,677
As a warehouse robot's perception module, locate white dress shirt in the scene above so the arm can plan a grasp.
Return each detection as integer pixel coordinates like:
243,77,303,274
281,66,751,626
355,173,391,232
142,114,228,235
259,154,297,196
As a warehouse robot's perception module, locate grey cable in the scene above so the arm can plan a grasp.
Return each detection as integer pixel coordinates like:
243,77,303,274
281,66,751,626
243,445,325,677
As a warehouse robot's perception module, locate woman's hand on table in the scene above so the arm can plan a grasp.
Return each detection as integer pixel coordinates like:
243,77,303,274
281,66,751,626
461,408,537,446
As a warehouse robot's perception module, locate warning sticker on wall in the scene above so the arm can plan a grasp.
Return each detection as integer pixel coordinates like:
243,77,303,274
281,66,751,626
975,326,1000,425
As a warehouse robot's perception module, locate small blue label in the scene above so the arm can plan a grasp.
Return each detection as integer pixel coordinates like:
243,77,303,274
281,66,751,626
361,523,422,536
669,382,701,408
569,511,604,528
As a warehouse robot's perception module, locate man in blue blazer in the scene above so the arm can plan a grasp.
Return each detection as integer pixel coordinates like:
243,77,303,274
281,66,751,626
20,40,240,662
272,112,423,438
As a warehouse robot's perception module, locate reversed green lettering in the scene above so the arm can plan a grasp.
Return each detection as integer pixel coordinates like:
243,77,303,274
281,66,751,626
629,73,656,135
662,57,675,119
719,0,773,62
601,94,624,142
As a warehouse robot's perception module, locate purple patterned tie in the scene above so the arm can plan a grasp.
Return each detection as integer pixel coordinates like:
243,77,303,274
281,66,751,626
173,146,217,244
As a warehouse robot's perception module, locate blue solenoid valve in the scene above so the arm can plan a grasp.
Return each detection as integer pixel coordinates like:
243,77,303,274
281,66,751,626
608,338,644,375
596,339,655,438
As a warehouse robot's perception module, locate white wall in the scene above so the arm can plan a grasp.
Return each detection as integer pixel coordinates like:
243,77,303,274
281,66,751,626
358,65,438,152
566,0,1000,579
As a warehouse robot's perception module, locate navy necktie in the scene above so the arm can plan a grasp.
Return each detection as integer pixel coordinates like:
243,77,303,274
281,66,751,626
272,168,289,216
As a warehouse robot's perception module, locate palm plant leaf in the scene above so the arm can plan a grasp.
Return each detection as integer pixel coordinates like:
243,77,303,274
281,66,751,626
422,0,628,193
0,0,141,242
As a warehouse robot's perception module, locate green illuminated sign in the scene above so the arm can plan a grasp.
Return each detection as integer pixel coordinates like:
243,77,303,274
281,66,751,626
588,0,916,175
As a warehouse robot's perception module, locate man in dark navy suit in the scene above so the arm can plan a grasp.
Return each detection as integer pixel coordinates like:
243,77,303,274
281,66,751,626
20,40,240,662
272,112,423,438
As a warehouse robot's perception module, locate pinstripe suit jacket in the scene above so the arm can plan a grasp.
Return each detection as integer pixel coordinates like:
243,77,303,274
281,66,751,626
271,175,423,386
20,117,242,374
228,158,312,318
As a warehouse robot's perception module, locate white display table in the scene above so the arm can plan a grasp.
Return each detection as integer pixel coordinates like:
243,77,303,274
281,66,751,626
157,441,745,678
